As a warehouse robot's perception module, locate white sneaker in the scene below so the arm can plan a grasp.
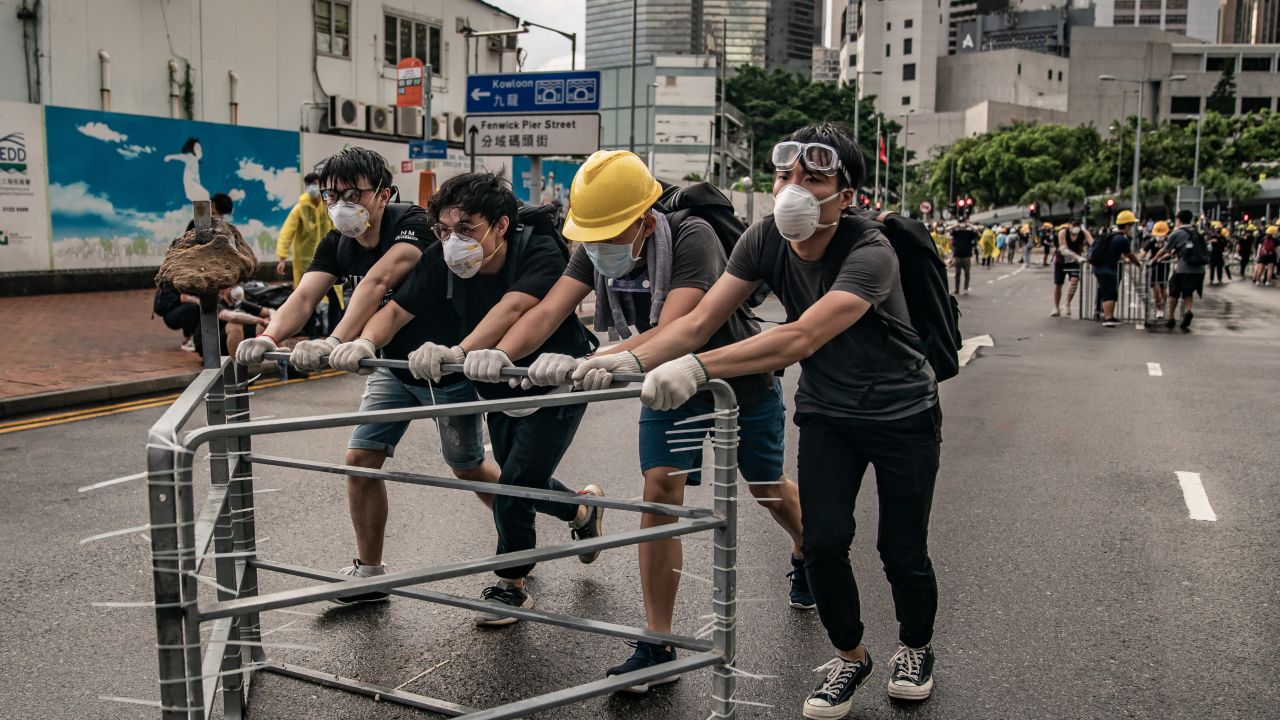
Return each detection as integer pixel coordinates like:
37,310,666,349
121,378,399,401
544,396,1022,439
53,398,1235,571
1049,308,1061,317
180,338,196,352
1156,310,1165,320
330,559,389,605
1064,306,1072,317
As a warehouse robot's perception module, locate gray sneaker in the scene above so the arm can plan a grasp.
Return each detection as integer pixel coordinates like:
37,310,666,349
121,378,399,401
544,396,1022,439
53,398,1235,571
330,559,389,605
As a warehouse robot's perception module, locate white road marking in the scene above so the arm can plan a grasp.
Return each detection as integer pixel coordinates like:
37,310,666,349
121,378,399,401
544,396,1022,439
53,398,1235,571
1011,265,1026,276
987,279,994,284
1175,471,1217,521
957,334,994,368
997,273,1011,280
1147,362,1163,376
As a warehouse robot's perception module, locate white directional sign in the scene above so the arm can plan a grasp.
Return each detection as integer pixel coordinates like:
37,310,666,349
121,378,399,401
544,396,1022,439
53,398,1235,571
464,113,600,157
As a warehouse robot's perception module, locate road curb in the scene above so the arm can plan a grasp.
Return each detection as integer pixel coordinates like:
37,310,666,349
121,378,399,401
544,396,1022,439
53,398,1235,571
0,371,203,419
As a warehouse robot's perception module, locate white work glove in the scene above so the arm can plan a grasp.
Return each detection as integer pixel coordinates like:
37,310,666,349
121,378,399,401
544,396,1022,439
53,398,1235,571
235,336,277,366
463,349,514,384
640,354,708,411
407,343,465,383
522,353,583,389
571,351,643,392
290,336,339,372
328,339,377,375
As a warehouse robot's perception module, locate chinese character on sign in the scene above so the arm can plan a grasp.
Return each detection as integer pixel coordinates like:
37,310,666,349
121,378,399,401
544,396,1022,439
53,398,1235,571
482,136,493,149
508,134,521,147
507,94,519,107
536,135,548,148
521,134,534,147
495,135,507,147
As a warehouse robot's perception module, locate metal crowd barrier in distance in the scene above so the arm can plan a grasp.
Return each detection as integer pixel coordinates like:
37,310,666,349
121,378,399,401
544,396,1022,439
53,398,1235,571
143,311,742,720
1076,259,1168,327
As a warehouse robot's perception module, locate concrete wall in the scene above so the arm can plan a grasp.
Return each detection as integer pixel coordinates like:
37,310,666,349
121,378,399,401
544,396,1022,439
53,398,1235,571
1065,26,1183,130
854,0,946,115
0,0,518,132
937,49,1069,113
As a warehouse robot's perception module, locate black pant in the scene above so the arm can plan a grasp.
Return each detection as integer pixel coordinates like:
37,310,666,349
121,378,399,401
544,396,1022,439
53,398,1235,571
162,303,200,338
1239,254,1250,277
953,257,971,292
1209,258,1228,283
797,405,942,651
487,403,586,580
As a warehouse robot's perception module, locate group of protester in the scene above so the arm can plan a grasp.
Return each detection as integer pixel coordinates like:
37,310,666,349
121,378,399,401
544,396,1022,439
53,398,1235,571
218,123,949,719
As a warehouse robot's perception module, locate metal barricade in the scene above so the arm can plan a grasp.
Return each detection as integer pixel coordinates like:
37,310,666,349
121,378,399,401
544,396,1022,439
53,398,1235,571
142,304,741,719
1076,261,1165,326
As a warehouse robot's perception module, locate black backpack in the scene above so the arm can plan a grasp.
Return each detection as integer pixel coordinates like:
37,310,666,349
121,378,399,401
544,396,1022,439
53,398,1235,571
1179,227,1210,266
656,181,760,305
763,212,962,383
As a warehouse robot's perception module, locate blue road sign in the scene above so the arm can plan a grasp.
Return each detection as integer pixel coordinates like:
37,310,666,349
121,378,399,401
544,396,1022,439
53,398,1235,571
409,139,448,160
466,71,601,114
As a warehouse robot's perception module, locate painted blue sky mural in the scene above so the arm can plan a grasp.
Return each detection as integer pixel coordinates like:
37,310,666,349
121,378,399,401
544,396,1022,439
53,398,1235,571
45,106,300,269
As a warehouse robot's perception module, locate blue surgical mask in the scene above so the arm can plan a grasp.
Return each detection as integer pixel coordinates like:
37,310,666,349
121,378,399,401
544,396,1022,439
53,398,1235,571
584,225,645,279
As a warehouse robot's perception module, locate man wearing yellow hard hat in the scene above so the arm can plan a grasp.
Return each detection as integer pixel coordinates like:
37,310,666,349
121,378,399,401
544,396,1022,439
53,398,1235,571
1152,209,1207,330
1141,220,1171,319
1254,224,1277,286
1090,210,1141,327
483,149,808,689
1208,225,1232,285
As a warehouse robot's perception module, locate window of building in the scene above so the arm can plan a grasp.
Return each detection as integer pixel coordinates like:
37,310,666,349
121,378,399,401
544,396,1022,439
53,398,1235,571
905,18,913,28
1165,14,1186,25
1115,15,1134,24
1057,70,1063,81
1138,15,1162,25
1139,0,1161,9
1115,0,1135,8
1170,95,1201,114
385,14,443,74
1017,62,1022,75
904,37,913,55
315,0,351,57
665,75,677,86
1241,56,1273,72
886,21,892,31
1206,55,1236,72
849,54,858,67
1047,68,1053,80
1166,0,1188,8
902,95,911,105
903,63,916,81
1241,96,1273,114
886,43,891,57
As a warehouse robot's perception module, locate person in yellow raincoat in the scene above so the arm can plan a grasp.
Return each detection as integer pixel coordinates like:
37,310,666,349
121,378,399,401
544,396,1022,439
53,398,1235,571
979,225,997,267
930,222,950,258
276,172,344,335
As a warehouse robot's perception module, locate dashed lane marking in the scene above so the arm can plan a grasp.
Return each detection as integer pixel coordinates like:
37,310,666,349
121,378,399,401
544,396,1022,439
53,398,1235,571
1175,471,1217,521
1147,363,1163,376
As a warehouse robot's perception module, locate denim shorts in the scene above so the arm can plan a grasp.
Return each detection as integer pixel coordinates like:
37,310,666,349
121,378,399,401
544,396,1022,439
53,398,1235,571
348,368,485,469
638,379,786,486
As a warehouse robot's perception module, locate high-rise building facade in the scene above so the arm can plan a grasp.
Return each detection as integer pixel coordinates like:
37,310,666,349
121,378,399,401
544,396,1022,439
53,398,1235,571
1093,0,1220,42
585,1,700,69
1219,0,1280,43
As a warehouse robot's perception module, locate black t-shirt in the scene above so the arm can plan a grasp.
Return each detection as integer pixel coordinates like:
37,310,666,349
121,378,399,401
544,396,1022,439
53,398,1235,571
306,204,457,386
950,227,978,258
726,217,937,421
1092,232,1131,273
563,215,773,404
394,231,590,400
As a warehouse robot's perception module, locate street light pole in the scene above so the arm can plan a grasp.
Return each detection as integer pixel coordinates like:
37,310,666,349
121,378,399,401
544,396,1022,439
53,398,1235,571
900,112,912,215
519,20,577,70
647,81,659,168
629,0,637,152
1192,112,1204,216
1131,80,1143,213
873,114,882,206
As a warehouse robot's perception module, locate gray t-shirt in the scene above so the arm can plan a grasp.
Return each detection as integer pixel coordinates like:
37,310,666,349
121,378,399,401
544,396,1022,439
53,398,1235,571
1163,226,1207,275
565,216,774,403
726,218,937,421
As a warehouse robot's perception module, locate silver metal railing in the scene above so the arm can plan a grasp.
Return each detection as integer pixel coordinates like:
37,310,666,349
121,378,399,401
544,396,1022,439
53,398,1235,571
1076,260,1171,327
144,307,741,720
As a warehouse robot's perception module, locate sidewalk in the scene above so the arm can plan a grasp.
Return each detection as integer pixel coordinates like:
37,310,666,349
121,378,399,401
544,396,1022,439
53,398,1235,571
1,289,206,418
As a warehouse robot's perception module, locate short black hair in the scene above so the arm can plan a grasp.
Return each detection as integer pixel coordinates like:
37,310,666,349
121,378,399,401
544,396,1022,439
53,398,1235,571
181,137,200,154
1176,209,1194,225
317,146,393,192
211,192,233,216
429,171,520,240
304,172,320,185
779,122,865,190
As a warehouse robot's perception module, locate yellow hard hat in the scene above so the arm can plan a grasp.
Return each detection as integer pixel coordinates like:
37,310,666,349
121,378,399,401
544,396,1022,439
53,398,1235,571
1220,227,1230,237
1267,225,1278,235
1210,220,1223,230
1115,209,1138,226
563,151,662,242
1041,222,1053,229
1151,221,1170,237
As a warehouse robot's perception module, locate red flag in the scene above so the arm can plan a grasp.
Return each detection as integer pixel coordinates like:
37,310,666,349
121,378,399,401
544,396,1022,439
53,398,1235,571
878,136,887,165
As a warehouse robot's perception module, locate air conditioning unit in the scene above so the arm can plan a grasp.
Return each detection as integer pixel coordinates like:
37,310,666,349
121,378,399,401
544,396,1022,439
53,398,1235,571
430,114,448,140
367,105,395,135
396,106,424,138
446,112,466,143
488,34,518,52
328,96,366,131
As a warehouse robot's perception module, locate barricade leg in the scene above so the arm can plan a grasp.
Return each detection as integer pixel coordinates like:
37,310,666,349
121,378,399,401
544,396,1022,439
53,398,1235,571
209,362,246,718
228,363,263,664
709,385,739,719
148,438,191,720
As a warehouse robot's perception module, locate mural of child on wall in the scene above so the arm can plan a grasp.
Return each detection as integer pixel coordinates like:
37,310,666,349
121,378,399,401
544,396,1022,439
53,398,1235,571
164,137,210,202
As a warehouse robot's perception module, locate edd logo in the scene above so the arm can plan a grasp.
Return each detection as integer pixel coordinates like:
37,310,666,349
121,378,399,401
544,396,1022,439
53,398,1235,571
0,132,27,173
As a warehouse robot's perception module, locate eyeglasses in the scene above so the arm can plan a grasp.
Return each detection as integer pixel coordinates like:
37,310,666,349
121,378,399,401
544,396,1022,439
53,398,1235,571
772,142,842,175
320,187,378,205
432,219,490,242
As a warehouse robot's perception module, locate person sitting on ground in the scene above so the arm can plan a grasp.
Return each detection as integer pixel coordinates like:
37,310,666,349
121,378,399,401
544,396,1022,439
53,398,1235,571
154,192,237,352
211,285,274,358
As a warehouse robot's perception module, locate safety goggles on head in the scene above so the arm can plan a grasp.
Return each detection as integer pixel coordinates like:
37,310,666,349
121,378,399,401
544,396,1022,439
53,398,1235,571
772,142,843,176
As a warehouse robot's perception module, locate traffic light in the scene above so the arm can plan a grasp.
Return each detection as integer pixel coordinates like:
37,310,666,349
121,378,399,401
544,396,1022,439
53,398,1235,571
1105,197,1115,223
1243,213,1250,222
874,200,882,211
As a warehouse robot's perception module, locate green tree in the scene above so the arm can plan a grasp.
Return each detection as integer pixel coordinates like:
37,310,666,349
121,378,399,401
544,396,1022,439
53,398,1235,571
1138,175,1185,214
1205,65,1237,115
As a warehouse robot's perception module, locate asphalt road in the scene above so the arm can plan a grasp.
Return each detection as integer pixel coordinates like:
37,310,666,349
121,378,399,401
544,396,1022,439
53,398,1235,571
2,262,1277,720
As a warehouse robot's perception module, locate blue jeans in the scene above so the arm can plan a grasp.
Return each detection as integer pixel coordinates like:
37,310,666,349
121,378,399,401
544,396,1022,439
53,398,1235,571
347,368,485,469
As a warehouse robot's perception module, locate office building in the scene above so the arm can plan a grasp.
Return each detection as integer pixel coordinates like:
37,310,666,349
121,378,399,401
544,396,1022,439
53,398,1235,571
813,47,843,83
1093,0,1220,42
1219,0,1280,43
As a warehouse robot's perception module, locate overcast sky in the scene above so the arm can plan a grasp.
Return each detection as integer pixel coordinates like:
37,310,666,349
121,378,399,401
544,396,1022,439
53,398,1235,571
487,0,587,72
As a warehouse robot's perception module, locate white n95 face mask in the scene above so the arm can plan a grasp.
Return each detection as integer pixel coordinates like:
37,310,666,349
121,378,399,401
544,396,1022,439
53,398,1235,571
443,232,486,278
773,184,841,242
328,201,370,237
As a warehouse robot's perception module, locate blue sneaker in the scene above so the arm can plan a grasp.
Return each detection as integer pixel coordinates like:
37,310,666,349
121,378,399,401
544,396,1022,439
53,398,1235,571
788,555,816,610
606,641,679,693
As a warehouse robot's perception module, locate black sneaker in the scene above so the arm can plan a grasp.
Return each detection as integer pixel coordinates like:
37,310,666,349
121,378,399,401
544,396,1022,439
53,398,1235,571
886,644,935,701
569,484,605,564
330,559,389,606
1180,310,1194,331
605,641,679,693
787,555,815,610
803,653,873,719
473,582,533,627
1165,317,1177,330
